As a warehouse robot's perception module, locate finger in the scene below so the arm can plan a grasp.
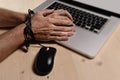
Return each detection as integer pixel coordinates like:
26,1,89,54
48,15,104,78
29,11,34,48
38,9,54,16
48,36,69,41
35,33,69,41
53,25,75,32
49,18,74,26
51,16,70,20
64,10,73,21
50,31,74,37
34,29,74,40
54,9,73,21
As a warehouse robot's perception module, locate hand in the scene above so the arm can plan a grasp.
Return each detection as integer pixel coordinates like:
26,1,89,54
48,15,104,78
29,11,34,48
46,9,73,21
31,9,75,41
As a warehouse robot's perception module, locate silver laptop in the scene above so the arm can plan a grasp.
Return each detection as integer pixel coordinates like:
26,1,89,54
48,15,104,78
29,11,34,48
34,0,120,58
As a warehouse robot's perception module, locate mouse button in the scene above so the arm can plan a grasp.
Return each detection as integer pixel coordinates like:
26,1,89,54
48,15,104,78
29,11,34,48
36,49,48,64
48,47,56,54
38,47,46,55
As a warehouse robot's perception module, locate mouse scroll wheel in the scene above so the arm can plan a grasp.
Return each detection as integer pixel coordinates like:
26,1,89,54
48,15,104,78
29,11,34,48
46,47,50,51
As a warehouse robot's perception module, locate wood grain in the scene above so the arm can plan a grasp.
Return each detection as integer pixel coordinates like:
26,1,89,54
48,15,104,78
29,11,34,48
0,0,120,80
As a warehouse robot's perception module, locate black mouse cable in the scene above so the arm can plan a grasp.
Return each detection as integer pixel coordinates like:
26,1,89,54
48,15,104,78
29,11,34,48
38,43,45,47
38,43,52,50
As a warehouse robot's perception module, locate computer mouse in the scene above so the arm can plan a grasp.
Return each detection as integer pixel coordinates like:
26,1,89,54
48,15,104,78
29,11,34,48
34,46,56,76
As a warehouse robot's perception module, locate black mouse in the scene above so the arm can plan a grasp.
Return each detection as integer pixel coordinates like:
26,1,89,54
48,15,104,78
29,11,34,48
33,46,56,76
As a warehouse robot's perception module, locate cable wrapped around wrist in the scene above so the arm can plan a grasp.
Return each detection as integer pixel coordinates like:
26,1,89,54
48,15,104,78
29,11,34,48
24,9,35,50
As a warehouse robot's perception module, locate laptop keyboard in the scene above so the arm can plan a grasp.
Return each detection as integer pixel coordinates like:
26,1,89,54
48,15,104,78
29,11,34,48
47,2,108,33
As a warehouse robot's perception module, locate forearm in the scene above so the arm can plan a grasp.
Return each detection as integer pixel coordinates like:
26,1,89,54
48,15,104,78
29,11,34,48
0,24,25,62
0,8,26,27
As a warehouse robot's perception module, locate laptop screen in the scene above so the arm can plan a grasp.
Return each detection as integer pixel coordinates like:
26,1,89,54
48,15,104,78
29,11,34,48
74,0,120,14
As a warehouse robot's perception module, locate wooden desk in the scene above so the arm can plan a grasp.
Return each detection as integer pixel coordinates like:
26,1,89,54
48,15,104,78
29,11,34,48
0,0,120,80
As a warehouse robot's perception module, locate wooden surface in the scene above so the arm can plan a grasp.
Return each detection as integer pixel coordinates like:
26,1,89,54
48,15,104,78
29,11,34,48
0,0,120,80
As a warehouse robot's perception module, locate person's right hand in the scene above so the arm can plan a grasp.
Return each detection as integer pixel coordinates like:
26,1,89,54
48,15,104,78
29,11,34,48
31,9,75,41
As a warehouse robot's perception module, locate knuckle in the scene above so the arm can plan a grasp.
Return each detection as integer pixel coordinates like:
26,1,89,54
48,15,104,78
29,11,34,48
65,10,68,13
36,11,41,15
46,18,51,23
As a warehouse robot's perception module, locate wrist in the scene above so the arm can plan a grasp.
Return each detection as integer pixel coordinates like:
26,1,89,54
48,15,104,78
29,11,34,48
24,9,35,50
18,13,27,23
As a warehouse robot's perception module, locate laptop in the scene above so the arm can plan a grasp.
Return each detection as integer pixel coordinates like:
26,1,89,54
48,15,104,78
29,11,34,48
33,0,120,58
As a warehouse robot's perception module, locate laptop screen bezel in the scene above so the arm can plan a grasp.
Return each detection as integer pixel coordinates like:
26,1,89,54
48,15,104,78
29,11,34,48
59,0,120,18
